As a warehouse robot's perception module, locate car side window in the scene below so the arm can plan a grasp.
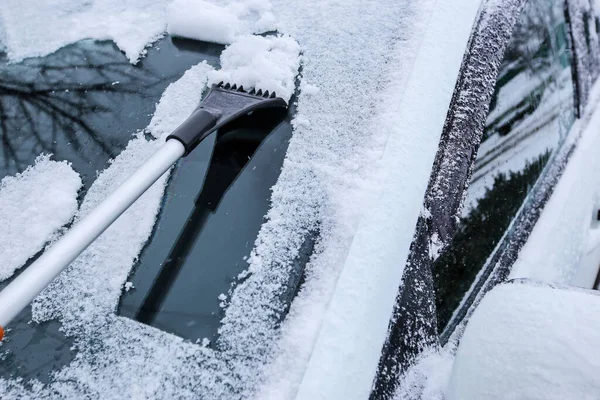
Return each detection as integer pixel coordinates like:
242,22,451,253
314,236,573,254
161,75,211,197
432,0,576,333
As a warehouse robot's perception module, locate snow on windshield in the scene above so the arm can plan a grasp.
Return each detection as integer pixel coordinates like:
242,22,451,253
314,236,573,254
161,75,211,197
0,0,276,63
0,156,81,281
0,0,447,397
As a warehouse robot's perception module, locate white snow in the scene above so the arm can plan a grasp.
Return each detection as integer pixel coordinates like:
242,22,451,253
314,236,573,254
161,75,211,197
510,80,600,284
446,282,600,400
0,155,81,282
0,0,506,398
0,0,278,63
393,347,455,400
208,34,300,101
31,63,214,336
167,0,240,45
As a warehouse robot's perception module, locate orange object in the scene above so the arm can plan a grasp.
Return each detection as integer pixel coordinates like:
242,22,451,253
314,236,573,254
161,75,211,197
0,326,4,341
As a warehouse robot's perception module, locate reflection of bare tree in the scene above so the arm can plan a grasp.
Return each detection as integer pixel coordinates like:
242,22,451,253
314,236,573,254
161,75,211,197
0,44,164,175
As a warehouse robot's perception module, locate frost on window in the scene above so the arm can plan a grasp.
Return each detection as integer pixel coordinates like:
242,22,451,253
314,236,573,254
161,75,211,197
432,0,576,334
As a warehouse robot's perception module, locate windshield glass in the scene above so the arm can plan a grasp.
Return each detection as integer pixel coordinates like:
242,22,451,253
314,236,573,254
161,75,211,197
0,35,301,382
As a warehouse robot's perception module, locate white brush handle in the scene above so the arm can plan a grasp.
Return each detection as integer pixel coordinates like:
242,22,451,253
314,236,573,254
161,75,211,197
0,139,185,335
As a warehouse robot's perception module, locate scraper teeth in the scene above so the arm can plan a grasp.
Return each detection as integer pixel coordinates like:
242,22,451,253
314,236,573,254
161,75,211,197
237,85,245,92
231,84,237,90
224,83,231,89
270,92,276,98
256,89,263,96
263,90,270,98
249,88,256,95
217,81,224,88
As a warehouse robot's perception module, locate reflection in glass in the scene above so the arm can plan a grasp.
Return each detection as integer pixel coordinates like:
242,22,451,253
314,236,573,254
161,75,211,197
433,0,576,333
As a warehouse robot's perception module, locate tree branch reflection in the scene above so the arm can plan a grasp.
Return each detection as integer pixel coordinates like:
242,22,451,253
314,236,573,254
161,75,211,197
0,43,163,176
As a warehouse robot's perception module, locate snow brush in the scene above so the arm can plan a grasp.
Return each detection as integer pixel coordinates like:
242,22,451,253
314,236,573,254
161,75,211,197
0,83,287,340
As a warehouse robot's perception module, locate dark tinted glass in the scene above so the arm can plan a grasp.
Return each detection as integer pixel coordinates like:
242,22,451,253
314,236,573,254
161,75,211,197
433,0,576,333
0,36,225,382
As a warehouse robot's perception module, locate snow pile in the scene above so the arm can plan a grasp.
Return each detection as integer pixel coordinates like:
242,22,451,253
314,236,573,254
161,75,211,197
208,34,300,101
447,281,600,400
0,0,278,63
0,155,81,281
147,61,214,138
167,0,276,45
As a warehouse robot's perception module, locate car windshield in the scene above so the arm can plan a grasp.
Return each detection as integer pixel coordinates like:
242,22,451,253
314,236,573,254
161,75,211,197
0,35,300,381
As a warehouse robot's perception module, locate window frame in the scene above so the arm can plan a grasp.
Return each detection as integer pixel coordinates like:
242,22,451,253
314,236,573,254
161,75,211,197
370,0,600,398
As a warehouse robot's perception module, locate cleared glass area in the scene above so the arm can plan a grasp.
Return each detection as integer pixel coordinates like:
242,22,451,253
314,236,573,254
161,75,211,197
0,36,223,382
433,0,576,333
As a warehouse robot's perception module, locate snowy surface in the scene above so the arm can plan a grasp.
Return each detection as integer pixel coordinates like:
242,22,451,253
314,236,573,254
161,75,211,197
464,67,574,209
447,282,600,400
393,347,455,400
0,0,168,63
510,81,600,284
0,0,277,63
32,62,213,334
167,0,276,45
0,0,502,398
208,34,299,101
0,156,81,282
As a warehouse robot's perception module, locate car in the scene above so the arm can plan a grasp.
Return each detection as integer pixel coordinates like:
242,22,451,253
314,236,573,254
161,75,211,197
0,0,599,398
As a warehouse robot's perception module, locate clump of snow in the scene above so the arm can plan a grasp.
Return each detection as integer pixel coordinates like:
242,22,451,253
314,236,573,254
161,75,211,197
447,281,600,400
31,136,170,334
146,62,214,139
167,0,240,45
31,63,214,337
208,34,300,101
0,155,81,282
393,347,455,400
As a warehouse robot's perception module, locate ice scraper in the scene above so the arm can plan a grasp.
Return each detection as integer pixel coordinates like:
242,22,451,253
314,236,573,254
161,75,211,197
0,82,287,339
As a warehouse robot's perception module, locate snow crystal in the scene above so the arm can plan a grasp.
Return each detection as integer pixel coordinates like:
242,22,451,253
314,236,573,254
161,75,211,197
0,155,81,282
447,281,600,400
208,34,300,101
